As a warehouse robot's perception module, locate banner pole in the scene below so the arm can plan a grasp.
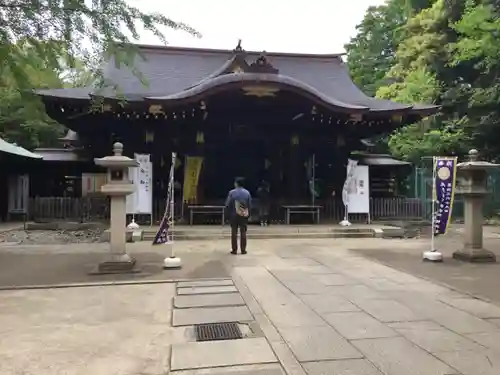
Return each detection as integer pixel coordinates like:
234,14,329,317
163,152,182,269
431,156,436,252
170,152,175,257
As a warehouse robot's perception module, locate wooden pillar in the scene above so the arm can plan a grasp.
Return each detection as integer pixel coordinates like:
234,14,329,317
289,134,300,201
267,143,281,215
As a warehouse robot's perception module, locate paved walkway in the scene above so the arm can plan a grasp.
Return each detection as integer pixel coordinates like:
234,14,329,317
355,227,500,303
2,238,500,374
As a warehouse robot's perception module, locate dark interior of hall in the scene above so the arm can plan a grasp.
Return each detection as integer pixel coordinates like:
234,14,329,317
88,91,360,202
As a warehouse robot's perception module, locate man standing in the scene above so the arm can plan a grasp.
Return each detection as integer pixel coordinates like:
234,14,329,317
225,177,251,254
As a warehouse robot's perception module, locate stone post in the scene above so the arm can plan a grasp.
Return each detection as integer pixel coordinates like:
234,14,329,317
453,149,498,263
110,195,127,255
93,142,140,273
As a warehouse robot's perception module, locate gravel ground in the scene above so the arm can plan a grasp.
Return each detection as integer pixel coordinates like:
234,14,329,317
0,229,105,244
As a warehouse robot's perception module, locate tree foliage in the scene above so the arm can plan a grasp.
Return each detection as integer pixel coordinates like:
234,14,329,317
0,0,198,149
447,0,500,159
344,0,500,163
0,42,92,149
0,0,199,91
344,0,409,96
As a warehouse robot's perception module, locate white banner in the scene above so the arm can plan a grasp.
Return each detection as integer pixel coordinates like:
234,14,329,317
347,165,370,214
125,167,137,214
126,154,153,214
342,159,358,207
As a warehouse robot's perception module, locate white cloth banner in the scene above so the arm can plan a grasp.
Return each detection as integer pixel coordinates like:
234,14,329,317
125,167,137,214
126,154,153,214
342,159,359,207
347,165,370,214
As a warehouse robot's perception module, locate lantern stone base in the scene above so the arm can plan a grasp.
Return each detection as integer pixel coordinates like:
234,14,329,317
452,247,496,263
89,254,141,274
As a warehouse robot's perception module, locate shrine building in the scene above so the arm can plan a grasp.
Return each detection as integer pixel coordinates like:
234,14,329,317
34,42,438,221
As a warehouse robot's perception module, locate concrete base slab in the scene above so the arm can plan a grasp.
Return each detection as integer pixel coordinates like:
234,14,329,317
170,337,277,371
178,279,234,288
453,248,496,263
177,285,238,295
351,298,423,323
441,298,500,319
299,294,360,314
171,364,285,375
389,321,484,353
174,293,245,308
323,311,398,340
487,318,500,328
312,273,358,286
467,331,500,353
433,348,500,375
303,359,383,375
277,326,362,362
352,337,455,375
89,258,141,275
381,228,406,239
172,305,253,326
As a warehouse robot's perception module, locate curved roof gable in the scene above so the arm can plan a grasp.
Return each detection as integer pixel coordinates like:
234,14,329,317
36,42,438,115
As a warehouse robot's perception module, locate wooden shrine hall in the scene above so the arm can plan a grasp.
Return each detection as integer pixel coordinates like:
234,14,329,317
35,41,438,223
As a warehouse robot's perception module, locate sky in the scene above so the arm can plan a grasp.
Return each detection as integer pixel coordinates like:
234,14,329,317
129,0,387,54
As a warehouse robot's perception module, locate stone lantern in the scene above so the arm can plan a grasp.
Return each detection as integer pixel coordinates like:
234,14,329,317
453,149,499,263
93,142,139,273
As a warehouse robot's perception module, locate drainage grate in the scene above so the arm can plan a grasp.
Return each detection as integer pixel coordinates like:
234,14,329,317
195,322,243,342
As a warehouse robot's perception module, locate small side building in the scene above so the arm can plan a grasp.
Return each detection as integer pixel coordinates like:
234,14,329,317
0,137,43,221
32,130,94,197
354,153,412,197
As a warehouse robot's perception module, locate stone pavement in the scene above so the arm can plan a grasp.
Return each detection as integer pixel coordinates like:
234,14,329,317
0,283,180,375
354,226,500,304
2,238,500,374
227,245,500,375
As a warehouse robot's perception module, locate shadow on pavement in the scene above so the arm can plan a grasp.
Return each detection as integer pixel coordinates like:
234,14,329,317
352,246,500,304
0,251,230,288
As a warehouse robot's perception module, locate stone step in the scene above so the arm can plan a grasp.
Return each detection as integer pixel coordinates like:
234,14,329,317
145,226,375,234
141,229,375,241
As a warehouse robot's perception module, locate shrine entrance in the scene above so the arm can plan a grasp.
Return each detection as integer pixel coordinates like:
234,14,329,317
203,139,268,199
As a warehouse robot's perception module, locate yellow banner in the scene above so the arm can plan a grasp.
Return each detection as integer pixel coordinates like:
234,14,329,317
183,156,203,203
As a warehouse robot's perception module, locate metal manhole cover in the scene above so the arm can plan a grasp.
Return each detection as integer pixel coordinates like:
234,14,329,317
195,322,243,342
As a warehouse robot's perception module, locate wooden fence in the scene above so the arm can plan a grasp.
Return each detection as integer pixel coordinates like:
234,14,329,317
28,196,426,224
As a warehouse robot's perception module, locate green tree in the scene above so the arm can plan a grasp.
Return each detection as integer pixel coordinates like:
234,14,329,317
0,0,199,91
349,0,500,162
376,0,471,162
376,0,449,103
0,1,198,149
387,123,470,163
0,42,94,149
448,0,500,159
344,0,409,96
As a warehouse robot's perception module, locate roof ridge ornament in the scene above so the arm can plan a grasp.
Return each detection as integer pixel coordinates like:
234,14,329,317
248,52,279,74
233,39,244,53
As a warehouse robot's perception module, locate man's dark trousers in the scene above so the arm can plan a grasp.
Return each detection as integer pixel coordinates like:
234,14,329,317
230,216,248,253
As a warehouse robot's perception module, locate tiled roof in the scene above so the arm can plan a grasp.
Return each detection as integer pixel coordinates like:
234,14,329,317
0,137,43,159
36,44,438,114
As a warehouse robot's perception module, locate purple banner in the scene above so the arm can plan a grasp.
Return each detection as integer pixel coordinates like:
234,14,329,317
433,157,458,236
